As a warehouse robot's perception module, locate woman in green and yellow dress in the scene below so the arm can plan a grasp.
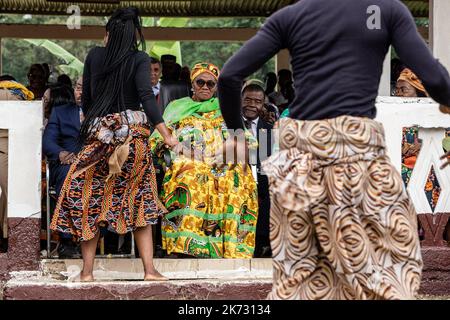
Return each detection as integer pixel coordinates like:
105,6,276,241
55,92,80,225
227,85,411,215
152,62,258,258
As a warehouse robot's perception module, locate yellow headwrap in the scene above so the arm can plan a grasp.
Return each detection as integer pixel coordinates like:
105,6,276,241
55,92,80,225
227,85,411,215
398,68,427,95
0,80,35,100
190,62,220,82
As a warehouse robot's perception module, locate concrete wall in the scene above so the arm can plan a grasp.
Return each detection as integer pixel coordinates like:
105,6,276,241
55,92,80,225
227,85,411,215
0,101,42,219
0,101,42,280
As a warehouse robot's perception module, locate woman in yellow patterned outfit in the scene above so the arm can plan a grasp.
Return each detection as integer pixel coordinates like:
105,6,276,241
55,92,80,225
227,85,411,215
152,63,258,258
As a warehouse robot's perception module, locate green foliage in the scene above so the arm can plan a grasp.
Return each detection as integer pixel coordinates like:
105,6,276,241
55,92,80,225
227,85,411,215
1,14,274,84
24,39,84,77
147,17,190,64
181,17,274,80
2,38,101,84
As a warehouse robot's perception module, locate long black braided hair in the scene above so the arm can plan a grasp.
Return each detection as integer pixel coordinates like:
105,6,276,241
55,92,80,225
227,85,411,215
79,7,145,143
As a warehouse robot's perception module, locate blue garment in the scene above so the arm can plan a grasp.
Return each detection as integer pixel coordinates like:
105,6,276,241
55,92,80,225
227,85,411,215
43,103,82,195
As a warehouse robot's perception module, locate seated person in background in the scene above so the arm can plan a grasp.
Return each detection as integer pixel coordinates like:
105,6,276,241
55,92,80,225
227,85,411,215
43,79,83,258
150,57,162,102
152,62,258,258
241,83,274,258
27,64,49,100
43,81,82,196
395,69,442,213
0,75,35,100
180,66,192,85
159,57,191,110
261,98,279,125
264,72,277,97
0,75,34,252
396,68,428,98
57,74,73,88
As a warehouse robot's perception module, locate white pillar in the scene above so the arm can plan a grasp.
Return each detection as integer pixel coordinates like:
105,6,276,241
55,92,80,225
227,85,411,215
378,47,391,96
430,0,450,70
0,38,2,75
0,101,42,219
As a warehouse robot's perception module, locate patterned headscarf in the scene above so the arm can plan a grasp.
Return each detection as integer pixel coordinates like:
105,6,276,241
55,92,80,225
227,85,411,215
398,68,427,95
190,62,220,82
0,80,35,100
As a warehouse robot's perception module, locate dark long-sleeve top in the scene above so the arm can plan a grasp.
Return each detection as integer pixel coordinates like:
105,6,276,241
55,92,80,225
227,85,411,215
82,46,164,125
218,0,450,130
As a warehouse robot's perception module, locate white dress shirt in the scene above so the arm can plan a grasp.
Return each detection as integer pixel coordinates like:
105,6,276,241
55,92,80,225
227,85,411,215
152,82,161,97
243,116,259,183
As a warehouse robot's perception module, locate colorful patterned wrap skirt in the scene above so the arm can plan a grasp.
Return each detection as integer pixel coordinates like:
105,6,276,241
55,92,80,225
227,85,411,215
262,116,423,300
153,111,259,258
50,110,166,242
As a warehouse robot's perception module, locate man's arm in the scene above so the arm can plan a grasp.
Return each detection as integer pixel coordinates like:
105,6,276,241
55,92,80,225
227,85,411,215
390,1,450,106
218,8,290,130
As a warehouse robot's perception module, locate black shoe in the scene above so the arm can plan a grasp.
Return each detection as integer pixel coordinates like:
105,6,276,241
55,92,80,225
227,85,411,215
154,245,165,258
254,246,272,258
57,241,81,259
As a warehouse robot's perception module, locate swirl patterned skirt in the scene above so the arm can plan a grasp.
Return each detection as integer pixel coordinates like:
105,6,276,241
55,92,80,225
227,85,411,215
50,110,166,242
262,116,423,300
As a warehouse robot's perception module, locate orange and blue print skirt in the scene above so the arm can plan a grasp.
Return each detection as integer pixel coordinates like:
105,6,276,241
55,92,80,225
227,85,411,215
50,110,166,242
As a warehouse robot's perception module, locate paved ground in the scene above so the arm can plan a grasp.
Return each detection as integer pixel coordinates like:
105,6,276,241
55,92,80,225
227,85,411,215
1,258,449,300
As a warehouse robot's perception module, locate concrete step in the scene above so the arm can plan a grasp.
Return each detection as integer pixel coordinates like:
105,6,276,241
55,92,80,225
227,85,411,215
3,249,450,300
2,270,272,300
39,258,273,281
2,258,274,300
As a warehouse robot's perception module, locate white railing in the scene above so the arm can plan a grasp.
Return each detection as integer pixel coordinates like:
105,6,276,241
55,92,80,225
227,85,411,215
0,98,449,220
376,96,450,214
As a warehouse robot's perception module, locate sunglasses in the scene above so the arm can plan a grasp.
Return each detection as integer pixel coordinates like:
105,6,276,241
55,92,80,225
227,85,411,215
195,79,217,90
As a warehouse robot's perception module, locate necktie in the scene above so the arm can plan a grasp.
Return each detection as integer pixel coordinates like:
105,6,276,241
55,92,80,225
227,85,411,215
244,118,252,130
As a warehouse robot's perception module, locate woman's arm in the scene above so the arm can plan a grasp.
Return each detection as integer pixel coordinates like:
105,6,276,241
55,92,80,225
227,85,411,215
135,54,177,148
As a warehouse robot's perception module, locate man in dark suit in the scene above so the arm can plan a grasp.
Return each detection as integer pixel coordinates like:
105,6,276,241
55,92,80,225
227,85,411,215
43,77,83,258
242,83,274,258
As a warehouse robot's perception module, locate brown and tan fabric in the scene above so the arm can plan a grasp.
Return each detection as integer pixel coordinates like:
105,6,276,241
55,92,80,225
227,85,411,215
262,116,423,300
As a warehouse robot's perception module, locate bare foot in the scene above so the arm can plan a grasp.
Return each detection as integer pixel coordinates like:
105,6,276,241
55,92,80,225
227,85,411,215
144,270,168,281
80,272,94,282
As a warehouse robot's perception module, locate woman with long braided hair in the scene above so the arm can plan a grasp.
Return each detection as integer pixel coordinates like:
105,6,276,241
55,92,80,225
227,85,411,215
51,7,177,282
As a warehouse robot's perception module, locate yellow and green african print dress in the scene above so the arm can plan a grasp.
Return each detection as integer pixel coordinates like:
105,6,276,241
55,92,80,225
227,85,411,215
154,105,258,258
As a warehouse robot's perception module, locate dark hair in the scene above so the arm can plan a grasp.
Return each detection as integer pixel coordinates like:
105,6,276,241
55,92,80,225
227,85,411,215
278,69,292,78
264,72,277,94
161,54,176,63
0,75,16,81
49,83,76,107
180,66,191,83
42,63,51,79
45,83,76,119
28,64,48,81
57,74,73,88
150,57,162,68
79,7,145,143
242,83,265,97
391,59,405,82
